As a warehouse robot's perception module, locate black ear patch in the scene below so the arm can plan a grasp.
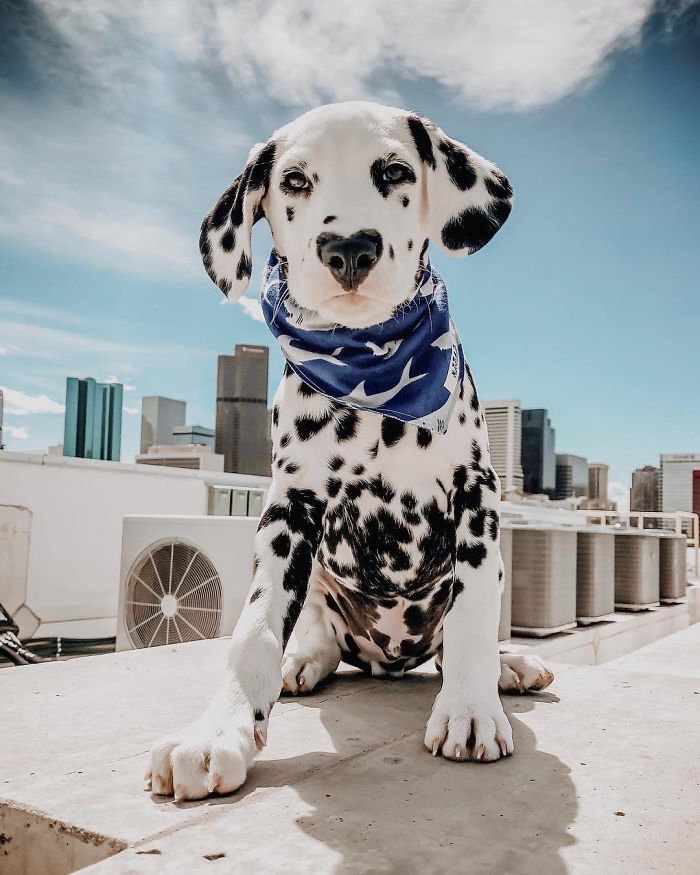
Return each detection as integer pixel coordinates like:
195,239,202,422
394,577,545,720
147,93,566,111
484,171,513,200
438,140,477,191
407,116,436,169
442,200,512,254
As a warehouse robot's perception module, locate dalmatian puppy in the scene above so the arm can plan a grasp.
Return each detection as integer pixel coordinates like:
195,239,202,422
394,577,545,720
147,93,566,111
147,101,553,801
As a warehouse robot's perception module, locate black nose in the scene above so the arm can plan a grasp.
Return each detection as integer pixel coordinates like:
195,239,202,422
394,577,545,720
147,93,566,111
316,230,383,291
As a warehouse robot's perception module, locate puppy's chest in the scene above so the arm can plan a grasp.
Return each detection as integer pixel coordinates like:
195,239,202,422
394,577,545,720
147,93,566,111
272,373,487,599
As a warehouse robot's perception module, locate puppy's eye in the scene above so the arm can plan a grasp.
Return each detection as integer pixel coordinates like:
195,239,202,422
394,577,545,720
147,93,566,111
283,171,310,191
383,163,411,183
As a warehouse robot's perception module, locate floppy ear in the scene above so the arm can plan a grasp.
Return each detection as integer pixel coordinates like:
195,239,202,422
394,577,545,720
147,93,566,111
199,140,276,299
406,115,513,257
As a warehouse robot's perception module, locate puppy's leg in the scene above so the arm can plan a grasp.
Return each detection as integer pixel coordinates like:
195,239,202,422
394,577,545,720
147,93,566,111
282,565,341,694
147,486,325,800
499,653,554,693
424,463,513,763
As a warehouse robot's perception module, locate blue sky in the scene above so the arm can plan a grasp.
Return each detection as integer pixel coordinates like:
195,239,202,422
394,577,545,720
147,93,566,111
1,1,699,502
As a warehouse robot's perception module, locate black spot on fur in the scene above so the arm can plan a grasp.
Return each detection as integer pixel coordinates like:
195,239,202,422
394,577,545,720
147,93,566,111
220,227,235,252
312,172,319,183
389,244,394,260
368,475,395,503
381,417,406,447
458,412,466,425
407,115,436,169
254,709,265,721
210,182,239,231
272,405,280,426
326,477,342,498
236,251,252,280
329,455,344,472
295,413,332,441
401,195,410,208
286,206,295,222
456,541,488,569
416,427,432,449
297,379,316,398
249,586,264,603
369,440,379,459
280,432,291,448
438,140,477,191
484,171,513,200
271,532,291,558
407,239,413,251
442,201,512,253
335,409,359,441
353,464,366,476
323,215,337,224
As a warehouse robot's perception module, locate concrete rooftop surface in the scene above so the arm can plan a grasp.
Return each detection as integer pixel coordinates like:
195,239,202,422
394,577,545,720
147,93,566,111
2,624,700,875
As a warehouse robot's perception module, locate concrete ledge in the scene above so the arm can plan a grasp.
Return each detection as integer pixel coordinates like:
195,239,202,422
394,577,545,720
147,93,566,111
3,623,700,874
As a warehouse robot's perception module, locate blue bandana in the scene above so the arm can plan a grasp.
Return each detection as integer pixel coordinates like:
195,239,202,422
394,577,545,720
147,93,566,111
261,250,464,434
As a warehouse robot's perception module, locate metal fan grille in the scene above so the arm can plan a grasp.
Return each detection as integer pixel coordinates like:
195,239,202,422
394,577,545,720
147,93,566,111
124,540,223,648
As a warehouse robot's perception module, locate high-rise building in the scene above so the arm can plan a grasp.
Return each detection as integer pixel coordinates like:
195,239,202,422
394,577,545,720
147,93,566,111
630,465,661,512
482,399,524,495
216,344,271,476
587,463,608,502
660,453,700,515
521,408,555,495
63,377,123,461
140,396,186,454
172,424,215,450
554,453,588,500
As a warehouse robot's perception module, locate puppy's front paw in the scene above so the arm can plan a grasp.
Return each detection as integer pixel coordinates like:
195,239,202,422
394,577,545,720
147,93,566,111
499,653,554,693
424,691,513,763
146,711,258,801
281,653,325,695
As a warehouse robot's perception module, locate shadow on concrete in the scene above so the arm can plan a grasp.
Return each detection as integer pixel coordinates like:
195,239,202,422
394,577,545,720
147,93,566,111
173,669,577,874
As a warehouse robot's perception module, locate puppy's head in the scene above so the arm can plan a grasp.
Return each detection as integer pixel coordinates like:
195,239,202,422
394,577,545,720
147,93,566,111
201,101,513,328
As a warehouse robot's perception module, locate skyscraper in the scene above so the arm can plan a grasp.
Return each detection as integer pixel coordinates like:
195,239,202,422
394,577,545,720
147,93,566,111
482,399,524,495
554,453,588,499
63,377,123,461
216,344,271,476
660,453,700,515
521,408,555,495
587,463,609,503
630,465,661,512
140,396,186,454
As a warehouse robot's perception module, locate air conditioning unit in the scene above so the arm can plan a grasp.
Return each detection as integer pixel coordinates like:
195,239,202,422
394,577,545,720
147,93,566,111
576,527,615,624
657,532,687,604
614,530,660,611
498,522,512,641
117,515,258,651
509,522,577,637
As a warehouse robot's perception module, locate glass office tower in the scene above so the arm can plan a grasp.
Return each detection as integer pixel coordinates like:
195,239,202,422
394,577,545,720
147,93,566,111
63,377,123,461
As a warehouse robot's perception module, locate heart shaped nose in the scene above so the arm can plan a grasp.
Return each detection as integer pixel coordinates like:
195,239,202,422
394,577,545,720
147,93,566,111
316,230,383,291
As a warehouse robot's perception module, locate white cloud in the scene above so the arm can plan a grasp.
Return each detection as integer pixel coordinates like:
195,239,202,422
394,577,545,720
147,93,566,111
0,346,7,356
105,375,136,391
4,425,29,440
123,406,139,415
30,0,675,111
237,296,265,324
608,480,630,512
0,386,65,416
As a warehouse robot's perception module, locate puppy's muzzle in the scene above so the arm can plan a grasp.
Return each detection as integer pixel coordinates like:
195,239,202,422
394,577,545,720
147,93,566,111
316,230,383,291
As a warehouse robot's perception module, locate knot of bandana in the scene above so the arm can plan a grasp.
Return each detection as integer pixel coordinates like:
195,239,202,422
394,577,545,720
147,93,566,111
261,250,464,433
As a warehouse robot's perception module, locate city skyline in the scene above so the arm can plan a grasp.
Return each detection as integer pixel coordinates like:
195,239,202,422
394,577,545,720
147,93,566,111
1,3,699,499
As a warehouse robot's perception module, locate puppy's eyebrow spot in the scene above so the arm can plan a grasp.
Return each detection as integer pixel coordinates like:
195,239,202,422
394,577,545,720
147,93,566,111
323,215,337,224
389,244,395,260
401,195,410,208
286,206,295,222
312,172,319,183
